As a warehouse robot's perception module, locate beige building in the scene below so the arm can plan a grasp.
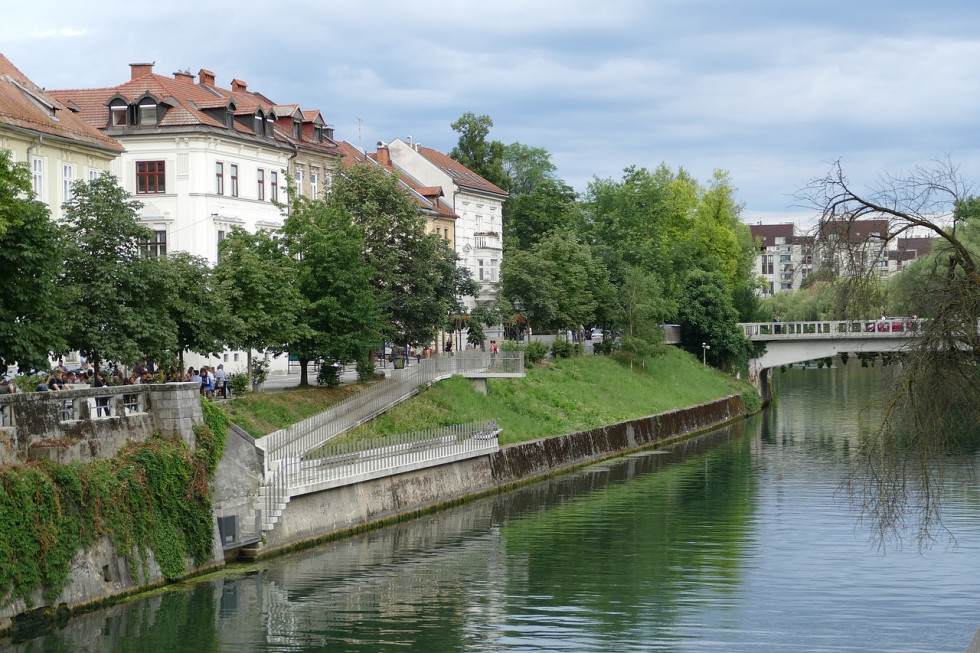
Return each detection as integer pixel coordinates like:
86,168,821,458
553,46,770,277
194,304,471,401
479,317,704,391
0,52,123,221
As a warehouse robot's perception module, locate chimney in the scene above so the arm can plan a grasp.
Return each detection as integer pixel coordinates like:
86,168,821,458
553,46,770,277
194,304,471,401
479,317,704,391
231,79,247,92
173,69,194,83
129,62,155,80
198,68,216,86
375,141,390,167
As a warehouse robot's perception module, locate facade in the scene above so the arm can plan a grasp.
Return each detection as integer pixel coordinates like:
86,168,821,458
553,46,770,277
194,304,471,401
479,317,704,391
384,138,508,311
0,53,124,221
50,64,295,265
749,223,813,295
887,236,934,277
816,219,889,279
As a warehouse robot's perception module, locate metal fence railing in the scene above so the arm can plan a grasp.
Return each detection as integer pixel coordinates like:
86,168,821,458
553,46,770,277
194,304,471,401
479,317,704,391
257,350,522,472
260,420,501,532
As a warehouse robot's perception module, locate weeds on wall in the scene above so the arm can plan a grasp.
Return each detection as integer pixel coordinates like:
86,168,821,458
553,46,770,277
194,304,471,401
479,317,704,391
0,397,228,609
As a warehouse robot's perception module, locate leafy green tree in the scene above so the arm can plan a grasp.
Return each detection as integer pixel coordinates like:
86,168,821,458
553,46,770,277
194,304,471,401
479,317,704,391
503,179,579,252
501,142,558,196
61,172,174,375
213,228,305,385
283,195,381,386
616,268,674,370
676,269,750,372
0,150,67,371
502,231,609,334
157,251,228,373
330,163,460,347
449,112,507,188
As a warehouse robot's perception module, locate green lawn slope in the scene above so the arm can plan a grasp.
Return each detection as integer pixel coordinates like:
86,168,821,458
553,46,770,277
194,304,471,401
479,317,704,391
340,348,758,445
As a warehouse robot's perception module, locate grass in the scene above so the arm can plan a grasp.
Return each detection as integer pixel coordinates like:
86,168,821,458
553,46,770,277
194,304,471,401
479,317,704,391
221,382,376,438
336,347,757,445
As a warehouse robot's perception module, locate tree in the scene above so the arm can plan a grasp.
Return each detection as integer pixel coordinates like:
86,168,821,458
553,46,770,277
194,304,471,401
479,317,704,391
503,178,578,252
449,112,507,188
801,157,980,547
213,228,304,386
157,251,229,373
676,269,751,373
330,163,460,347
501,142,558,196
0,150,67,371
616,268,674,370
283,194,381,386
61,173,174,375
501,231,609,334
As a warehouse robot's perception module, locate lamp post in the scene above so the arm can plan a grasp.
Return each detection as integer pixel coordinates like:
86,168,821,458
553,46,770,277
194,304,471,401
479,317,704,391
702,342,710,366
513,299,521,341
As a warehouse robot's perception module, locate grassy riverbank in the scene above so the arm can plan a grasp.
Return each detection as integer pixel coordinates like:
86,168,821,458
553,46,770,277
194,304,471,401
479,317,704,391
221,383,372,438
340,348,757,445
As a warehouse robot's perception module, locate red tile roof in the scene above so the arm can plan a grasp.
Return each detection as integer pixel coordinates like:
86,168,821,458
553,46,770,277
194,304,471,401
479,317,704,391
412,144,507,196
0,52,123,152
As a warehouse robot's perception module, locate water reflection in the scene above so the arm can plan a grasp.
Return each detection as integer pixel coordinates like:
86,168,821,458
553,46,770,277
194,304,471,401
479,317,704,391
7,362,980,652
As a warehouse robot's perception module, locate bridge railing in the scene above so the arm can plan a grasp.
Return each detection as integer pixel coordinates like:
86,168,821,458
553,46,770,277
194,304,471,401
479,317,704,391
741,319,924,338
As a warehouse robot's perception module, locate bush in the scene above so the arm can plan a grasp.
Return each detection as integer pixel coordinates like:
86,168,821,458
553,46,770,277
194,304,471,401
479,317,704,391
250,358,270,385
551,340,578,359
228,373,249,396
593,338,618,355
524,341,549,364
317,361,341,387
356,356,377,382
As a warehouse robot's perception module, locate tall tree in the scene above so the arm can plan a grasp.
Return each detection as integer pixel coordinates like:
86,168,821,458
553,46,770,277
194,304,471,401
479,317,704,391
449,112,507,188
157,251,228,372
801,157,980,547
330,163,460,347
501,142,558,196
616,268,674,370
213,228,304,385
61,172,173,375
0,150,67,371
676,269,751,373
283,194,381,386
503,178,578,252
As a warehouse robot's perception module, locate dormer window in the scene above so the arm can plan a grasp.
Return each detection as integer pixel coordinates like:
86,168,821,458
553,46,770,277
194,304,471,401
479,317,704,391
265,117,274,137
254,114,263,135
138,101,157,126
292,121,301,139
313,126,322,143
110,101,128,127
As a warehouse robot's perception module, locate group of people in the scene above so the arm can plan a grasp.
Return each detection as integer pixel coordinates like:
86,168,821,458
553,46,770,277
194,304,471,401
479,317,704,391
185,365,228,398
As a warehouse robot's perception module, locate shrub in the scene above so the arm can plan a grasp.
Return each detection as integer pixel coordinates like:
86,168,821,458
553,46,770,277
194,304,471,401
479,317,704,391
228,373,249,396
551,339,576,359
317,361,341,387
523,341,549,364
356,356,377,382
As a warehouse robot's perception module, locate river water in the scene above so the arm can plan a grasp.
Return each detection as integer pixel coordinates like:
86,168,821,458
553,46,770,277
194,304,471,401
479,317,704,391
6,362,980,652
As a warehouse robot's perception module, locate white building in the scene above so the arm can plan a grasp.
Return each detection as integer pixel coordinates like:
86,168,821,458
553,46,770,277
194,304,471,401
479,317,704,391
749,223,813,295
383,139,508,312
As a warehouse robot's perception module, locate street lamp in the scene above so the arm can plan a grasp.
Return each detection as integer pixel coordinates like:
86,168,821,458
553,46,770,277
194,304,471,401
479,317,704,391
702,342,710,366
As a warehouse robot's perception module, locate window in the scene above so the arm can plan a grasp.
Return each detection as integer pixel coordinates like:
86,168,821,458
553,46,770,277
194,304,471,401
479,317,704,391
110,103,128,126
292,121,301,139
254,114,263,135
31,156,42,196
310,172,318,200
478,259,484,281
138,102,157,126
490,258,497,282
89,168,99,181
217,229,225,262
62,163,74,202
294,170,303,197
230,164,238,197
136,161,165,194
140,230,167,256
265,117,274,137
257,169,265,200
313,126,322,143
270,171,278,202
215,162,224,195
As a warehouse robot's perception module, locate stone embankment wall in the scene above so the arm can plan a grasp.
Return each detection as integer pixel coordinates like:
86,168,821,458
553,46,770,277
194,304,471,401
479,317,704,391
0,382,202,465
261,394,745,554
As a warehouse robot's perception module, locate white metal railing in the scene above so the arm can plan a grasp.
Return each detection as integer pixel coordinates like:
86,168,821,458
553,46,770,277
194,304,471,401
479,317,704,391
740,319,925,339
260,420,501,532
474,234,502,250
259,351,522,470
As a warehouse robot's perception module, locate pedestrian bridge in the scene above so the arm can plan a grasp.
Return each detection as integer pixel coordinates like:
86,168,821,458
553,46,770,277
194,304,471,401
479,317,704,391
739,319,921,403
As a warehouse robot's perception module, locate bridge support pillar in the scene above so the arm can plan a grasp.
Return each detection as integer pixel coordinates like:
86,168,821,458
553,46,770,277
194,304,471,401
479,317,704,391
469,377,488,395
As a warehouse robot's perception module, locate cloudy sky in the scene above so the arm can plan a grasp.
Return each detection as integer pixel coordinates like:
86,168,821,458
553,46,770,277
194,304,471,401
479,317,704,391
4,0,979,225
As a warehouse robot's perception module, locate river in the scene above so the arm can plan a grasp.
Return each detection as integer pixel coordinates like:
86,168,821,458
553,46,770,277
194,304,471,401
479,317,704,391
5,361,980,652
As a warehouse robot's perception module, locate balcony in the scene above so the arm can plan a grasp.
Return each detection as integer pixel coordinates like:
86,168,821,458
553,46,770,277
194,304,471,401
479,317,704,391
474,233,501,250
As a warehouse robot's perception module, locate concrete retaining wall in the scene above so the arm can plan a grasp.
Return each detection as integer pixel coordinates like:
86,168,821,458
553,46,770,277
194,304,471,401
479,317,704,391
261,394,745,554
